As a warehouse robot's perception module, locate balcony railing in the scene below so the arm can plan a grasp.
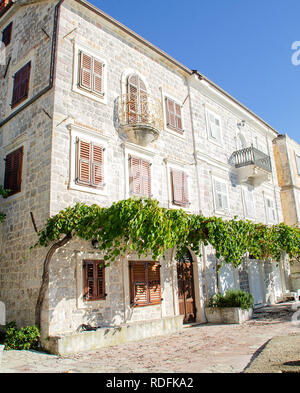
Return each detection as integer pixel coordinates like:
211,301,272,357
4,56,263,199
117,94,163,146
232,145,272,173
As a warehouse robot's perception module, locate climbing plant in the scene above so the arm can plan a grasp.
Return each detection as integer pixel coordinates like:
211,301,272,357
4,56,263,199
33,198,300,328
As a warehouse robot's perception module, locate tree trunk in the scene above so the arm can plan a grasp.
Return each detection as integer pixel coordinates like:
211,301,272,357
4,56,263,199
35,233,72,329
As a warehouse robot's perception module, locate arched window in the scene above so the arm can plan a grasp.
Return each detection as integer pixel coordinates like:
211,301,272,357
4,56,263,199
127,74,148,123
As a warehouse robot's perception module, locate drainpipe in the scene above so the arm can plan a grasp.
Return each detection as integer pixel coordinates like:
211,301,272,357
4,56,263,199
0,0,65,128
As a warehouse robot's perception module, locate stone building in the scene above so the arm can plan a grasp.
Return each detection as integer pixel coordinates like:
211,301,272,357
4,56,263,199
0,0,291,354
273,134,300,292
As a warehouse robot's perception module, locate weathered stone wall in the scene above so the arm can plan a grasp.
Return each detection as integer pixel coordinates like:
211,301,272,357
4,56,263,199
0,1,57,327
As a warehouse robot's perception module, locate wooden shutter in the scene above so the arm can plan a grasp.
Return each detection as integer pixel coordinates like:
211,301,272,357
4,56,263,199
79,52,92,90
83,260,105,301
93,58,104,95
130,262,161,307
171,169,189,207
214,179,228,210
2,21,12,47
148,263,161,305
130,156,151,197
4,146,23,196
128,75,138,123
11,62,31,108
266,198,276,223
91,143,104,187
208,112,221,140
76,138,91,185
166,98,182,131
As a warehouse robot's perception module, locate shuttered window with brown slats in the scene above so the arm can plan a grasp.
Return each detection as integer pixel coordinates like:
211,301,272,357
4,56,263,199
129,155,151,197
2,21,12,47
83,260,106,301
165,97,183,132
127,74,148,124
79,51,104,96
76,138,104,188
11,62,31,108
171,169,189,207
129,261,161,307
4,146,23,196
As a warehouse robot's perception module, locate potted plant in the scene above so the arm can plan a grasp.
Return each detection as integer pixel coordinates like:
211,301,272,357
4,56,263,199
205,289,254,324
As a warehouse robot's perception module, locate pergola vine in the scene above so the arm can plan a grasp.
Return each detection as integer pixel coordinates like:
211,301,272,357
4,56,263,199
33,198,300,328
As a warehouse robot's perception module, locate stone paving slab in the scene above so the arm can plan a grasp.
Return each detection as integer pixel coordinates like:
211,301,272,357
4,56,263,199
0,303,299,373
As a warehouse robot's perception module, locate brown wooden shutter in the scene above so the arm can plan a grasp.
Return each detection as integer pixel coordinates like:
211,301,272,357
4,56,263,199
148,263,161,305
166,98,182,131
91,143,104,187
171,169,189,207
79,52,92,90
11,62,31,108
93,59,103,94
4,146,23,196
128,75,138,123
2,21,12,47
76,138,91,185
83,260,105,301
130,156,151,197
130,262,161,307
175,103,182,130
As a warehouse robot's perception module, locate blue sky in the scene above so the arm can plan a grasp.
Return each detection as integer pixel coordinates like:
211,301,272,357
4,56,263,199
90,0,300,143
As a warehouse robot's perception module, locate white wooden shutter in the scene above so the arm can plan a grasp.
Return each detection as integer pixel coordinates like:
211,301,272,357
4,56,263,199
214,179,228,211
208,112,221,141
266,198,276,223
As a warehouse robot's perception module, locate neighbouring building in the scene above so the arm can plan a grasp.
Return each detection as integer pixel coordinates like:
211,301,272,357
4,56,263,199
0,0,291,354
273,134,300,292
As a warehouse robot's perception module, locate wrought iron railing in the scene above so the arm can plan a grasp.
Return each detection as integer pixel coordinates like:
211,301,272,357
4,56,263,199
118,94,163,131
232,145,272,173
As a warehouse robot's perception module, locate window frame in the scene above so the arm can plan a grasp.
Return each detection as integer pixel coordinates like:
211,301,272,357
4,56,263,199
129,261,161,308
72,42,107,104
11,61,31,109
128,154,152,198
205,108,223,146
161,90,185,138
212,176,230,214
83,260,106,302
69,124,109,196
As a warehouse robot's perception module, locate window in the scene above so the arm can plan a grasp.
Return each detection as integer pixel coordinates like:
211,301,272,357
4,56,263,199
243,185,256,219
170,169,189,207
266,198,276,224
83,260,106,301
206,110,222,142
296,155,300,176
165,97,183,133
127,74,148,123
78,51,105,96
76,138,104,188
213,178,229,212
129,261,161,307
11,62,31,108
2,21,12,47
4,146,23,196
129,155,151,197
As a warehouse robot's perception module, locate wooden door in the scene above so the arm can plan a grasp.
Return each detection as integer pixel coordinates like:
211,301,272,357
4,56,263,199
177,251,196,324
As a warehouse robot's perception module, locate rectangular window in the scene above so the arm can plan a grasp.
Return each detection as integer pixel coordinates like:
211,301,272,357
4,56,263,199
83,260,106,301
4,146,23,196
76,138,104,188
296,155,300,176
243,185,256,218
129,261,161,307
2,21,12,47
11,62,31,108
165,97,183,132
207,110,221,142
171,169,189,207
266,198,276,223
79,51,104,96
129,155,151,197
214,179,229,211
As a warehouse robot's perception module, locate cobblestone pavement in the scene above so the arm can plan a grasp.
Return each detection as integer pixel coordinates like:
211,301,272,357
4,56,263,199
1,302,299,373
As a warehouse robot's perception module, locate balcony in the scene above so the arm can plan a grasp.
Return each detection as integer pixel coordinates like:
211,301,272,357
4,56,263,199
117,94,163,147
231,145,272,186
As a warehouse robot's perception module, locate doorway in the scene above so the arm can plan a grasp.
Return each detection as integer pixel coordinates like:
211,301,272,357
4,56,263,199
177,250,196,323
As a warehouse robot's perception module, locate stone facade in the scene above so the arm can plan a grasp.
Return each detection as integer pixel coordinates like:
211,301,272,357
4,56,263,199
0,0,291,349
